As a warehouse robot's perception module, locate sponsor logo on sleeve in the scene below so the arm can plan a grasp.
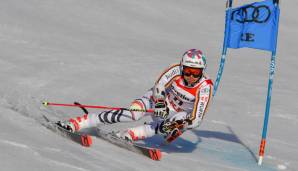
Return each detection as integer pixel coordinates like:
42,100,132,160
198,102,205,118
165,68,180,81
200,87,210,95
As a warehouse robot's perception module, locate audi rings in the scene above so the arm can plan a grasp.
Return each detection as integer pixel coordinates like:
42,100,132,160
231,5,271,23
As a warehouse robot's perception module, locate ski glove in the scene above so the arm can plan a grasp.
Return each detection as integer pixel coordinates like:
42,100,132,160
162,119,187,134
154,99,169,119
161,119,188,143
153,84,168,118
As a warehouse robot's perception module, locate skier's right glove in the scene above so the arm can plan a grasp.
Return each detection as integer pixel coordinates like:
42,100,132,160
152,83,168,119
154,99,169,119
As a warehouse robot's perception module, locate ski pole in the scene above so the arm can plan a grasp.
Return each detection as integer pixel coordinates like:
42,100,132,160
42,101,154,113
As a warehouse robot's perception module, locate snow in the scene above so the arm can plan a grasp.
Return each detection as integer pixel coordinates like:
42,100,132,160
0,0,297,170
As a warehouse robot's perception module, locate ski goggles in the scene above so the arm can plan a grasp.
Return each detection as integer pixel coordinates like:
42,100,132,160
182,67,203,78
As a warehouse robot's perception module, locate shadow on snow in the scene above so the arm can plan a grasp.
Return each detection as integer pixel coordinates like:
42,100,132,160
143,125,257,162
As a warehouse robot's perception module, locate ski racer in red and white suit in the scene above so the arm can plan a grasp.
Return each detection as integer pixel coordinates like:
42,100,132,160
61,49,213,143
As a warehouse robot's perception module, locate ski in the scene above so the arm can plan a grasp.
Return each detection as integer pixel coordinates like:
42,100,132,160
95,128,162,161
41,115,92,147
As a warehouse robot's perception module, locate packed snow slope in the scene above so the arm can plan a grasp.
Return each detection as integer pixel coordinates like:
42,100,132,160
0,0,297,170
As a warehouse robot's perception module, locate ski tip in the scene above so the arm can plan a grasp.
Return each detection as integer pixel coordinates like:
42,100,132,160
81,135,93,147
149,149,162,161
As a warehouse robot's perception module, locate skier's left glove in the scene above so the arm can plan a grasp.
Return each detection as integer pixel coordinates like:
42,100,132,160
161,119,189,143
162,119,187,134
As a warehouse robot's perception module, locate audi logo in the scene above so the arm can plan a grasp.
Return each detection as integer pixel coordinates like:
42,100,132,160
231,5,271,23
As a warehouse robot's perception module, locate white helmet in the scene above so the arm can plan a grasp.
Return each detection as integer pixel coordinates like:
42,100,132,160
181,49,207,69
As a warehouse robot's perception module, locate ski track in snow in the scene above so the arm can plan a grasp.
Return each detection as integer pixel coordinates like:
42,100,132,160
0,138,85,170
0,139,32,150
43,158,90,171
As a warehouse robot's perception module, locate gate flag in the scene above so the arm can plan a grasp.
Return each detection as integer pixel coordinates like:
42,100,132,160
226,0,279,52
213,0,281,166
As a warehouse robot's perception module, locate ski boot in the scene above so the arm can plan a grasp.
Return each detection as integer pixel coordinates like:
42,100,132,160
56,121,76,133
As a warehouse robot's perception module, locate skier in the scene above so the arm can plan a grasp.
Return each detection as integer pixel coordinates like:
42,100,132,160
59,49,213,143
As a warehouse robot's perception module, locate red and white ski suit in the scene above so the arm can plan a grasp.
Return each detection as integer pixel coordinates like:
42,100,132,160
68,64,213,141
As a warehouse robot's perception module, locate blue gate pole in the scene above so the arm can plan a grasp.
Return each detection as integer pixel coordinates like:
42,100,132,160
213,0,233,97
258,1,280,165
258,52,276,165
